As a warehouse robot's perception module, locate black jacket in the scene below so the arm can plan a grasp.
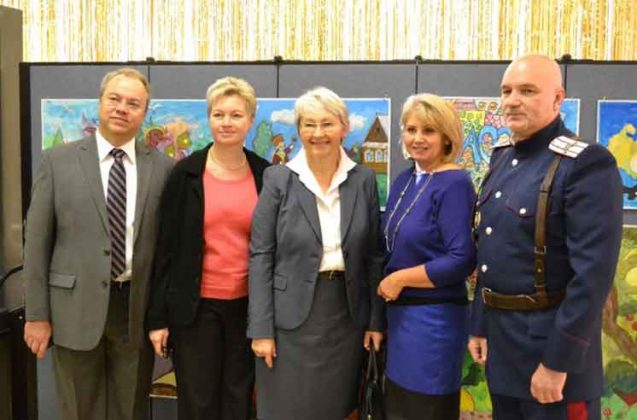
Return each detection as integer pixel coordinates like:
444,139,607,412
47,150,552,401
146,144,270,330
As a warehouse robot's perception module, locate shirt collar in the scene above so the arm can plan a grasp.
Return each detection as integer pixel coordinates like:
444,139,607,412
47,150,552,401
413,161,435,175
96,130,137,164
287,147,356,195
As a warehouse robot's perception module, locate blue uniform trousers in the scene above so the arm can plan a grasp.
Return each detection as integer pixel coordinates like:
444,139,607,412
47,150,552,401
491,394,600,420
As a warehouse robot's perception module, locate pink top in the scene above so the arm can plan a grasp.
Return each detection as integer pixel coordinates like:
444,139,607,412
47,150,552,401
200,169,257,299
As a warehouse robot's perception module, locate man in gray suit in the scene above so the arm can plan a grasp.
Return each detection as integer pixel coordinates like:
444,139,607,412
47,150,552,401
23,68,173,420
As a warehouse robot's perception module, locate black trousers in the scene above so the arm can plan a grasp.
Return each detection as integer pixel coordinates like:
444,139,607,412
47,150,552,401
385,377,460,420
171,297,254,420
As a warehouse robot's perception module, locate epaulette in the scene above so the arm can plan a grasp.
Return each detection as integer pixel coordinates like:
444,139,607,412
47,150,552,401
492,136,512,149
548,136,589,158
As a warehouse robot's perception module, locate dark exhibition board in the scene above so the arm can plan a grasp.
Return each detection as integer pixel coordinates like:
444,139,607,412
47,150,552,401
149,63,278,98
20,60,637,224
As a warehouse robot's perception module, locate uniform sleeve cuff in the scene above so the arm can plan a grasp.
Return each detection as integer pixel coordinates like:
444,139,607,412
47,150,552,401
543,327,590,372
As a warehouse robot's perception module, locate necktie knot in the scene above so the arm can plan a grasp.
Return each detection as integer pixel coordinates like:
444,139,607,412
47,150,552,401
110,148,126,161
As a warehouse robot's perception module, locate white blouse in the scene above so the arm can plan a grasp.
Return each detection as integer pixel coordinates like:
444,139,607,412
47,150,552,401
287,147,356,271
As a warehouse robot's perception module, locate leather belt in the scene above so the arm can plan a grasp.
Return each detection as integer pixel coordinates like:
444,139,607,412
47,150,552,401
475,154,565,311
390,295,468,306
318,271,345,281
482,287,565,311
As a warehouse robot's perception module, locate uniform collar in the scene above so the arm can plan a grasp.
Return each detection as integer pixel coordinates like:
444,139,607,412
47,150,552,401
513,116,564,154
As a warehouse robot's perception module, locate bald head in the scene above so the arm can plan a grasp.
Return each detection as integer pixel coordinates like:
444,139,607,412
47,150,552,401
506,55,563,91
500,54,566,141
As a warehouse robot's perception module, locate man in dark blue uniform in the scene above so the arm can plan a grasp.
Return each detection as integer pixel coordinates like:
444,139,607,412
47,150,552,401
468,55,622,419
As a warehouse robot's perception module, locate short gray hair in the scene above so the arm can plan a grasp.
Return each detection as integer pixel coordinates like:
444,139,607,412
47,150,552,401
294,87,349,128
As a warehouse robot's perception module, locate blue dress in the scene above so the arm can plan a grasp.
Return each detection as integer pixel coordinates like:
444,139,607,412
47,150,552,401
383,168,476,395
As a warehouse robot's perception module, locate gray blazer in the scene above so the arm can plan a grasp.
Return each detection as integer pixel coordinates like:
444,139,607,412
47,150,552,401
247,164,385,338
24,136,173,351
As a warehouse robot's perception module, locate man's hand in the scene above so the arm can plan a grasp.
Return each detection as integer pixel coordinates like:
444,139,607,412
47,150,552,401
468,336,488,365
530,363,567,404
363,330,383,351
148,328,170,358
24,320,52,358
252,338,277,368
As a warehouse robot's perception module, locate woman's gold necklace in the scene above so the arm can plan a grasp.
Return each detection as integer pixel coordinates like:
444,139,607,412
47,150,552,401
209,147,247,171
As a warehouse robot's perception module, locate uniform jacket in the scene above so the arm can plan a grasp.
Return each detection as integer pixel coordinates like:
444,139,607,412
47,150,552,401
24,136,174,350
470,117,623,400
145,145,269,330
247,163,385,338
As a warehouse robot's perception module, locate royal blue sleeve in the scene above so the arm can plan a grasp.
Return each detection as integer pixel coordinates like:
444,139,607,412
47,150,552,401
425,173,477,288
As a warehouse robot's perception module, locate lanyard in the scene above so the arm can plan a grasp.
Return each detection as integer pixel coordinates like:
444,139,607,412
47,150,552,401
384,172,435,253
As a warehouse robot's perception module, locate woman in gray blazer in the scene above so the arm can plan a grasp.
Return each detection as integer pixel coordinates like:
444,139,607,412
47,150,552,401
248,87,385,420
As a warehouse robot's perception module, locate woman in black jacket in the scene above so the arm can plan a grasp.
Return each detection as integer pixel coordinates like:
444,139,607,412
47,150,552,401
146,76,269,420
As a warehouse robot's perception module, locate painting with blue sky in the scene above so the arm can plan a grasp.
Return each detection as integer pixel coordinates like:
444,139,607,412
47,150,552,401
42,97,391,205
597,100,637,209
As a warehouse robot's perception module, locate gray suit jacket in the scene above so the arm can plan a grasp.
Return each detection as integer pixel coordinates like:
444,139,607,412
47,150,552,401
247,164,385,338
24,136,173,351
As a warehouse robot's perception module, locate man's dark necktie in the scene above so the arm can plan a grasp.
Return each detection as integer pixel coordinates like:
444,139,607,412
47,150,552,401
107,148,126,280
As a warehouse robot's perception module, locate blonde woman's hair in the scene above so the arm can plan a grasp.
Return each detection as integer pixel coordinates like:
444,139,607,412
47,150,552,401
206,76,257,117
399,93,463,162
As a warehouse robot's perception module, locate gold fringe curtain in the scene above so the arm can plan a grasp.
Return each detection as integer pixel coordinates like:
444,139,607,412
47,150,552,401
1,0,635,62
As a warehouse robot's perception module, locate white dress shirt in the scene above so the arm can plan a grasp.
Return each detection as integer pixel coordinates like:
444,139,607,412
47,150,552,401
96,132,137,281
287,147,356,272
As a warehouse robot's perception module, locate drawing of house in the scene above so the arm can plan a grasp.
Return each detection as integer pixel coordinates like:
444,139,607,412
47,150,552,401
361,114,389,173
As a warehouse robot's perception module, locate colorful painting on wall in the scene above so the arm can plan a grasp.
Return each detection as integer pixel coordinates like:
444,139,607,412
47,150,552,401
601,225,637,419
42,98,212,158
560,98,581,136
41,97,391,207
596,100,637,210
446,96,580,190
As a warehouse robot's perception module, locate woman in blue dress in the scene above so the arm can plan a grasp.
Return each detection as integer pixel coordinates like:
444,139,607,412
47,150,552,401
378,93,476,419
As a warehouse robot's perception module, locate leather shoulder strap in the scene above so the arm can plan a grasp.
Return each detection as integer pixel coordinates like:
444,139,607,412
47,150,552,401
533,155,562,305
